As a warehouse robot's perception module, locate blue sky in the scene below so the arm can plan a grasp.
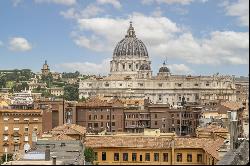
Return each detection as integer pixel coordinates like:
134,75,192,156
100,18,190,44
0,0,249,76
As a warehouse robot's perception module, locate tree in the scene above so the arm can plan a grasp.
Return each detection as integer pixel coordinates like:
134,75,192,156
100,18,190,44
64,84,79,101
1,153,13,163
84,147,96,164
11,82,29,92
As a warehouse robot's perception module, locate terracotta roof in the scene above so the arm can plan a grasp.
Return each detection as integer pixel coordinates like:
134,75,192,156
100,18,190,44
220,101,244,111
197,124,228,133
85,135,224,160
51,124,86,136
77,97,123,107
0,109,42,113
53,133,76,141
203,138,224,160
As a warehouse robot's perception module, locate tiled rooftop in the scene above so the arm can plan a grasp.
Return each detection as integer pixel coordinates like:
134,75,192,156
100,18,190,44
51,124,86,136
85,135,224,160
220,101,244,111
0,109,42,113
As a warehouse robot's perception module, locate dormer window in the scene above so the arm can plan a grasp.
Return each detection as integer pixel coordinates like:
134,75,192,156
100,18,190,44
105,83,109,87
138,83,144,87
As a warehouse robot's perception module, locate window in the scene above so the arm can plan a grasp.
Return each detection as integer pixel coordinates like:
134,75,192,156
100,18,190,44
194,83,199,86
89,115,91,120
88,123,92,128
136,64,139,69
178,84,182,87
123,153,128,161
155,121,157,125
140,155,142,161
112,115,115,119
3,136,8,141
132,153,137,161
187,154,192,162
107,115,110,120
158,83,163,87
145,153,150,161
138,83,144,87
112,122,115,126
3,117,9,121
105,83,109,87
163,153,168,162
24,127,29,132
24,136,29,142
102,152,106,161
129,64,132,69
13,128,19,131
197,154,202,162
155,114,157,118
94,123,98,128
123,64,125,69
154,153,159,161
206,83,210,86
177,153,182,162
114,153,119,161
101,115,103,119
94,115,97,120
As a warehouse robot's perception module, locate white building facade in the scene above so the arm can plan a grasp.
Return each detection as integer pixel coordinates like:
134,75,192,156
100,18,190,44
79,22,236,105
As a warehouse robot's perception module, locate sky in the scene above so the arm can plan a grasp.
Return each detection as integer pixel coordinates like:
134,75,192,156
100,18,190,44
0,0,249,76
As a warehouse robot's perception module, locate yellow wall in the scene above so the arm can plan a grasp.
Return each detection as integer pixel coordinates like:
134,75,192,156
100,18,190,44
91,147,215,165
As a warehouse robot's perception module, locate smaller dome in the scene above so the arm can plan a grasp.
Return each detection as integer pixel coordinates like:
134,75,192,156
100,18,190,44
159,61,170,73
159,66,170,73
139,64,151,70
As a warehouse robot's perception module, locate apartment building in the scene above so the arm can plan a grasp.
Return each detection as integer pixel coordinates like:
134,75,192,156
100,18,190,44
0,109,43,156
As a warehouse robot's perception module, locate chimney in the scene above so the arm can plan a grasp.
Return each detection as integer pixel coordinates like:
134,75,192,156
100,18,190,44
52,156,57,165
45,146,50,161
230,111,238,150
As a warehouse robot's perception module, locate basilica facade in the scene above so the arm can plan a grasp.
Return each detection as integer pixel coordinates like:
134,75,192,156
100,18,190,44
79,22,236,105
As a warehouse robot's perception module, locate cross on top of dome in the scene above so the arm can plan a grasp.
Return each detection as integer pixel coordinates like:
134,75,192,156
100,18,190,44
126,21,136,38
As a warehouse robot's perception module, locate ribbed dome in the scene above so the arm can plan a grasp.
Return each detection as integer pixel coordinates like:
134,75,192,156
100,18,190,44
113,22,148,57
159,61,170,73
159,66,170,73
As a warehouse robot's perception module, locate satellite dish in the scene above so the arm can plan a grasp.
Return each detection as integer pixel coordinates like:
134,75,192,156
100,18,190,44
24,143,30,153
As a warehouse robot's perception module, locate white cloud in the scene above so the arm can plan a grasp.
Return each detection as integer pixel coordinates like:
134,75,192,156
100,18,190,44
71,13,249,66
97,0,122,9
151,7,163,17
142,0,194,5
34,0,76,6
168,64,194,75
57,59,110,75
60,4,104,19
223,0,249,27
12,0,22,7
8,37,32,52
0,41,3,47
